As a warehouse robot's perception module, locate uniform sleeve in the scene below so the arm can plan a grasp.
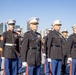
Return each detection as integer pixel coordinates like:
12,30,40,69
0,32,6,56
67,35,73,57
21,33,29,62
17,35,20,53
47,31,53,58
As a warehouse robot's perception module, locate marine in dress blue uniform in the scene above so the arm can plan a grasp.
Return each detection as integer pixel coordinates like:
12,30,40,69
67,24,76,75
61,30,68,75
21,17,42,75
16,28,25,74
47,20,63,75
0,19,20,75
42,28,52,75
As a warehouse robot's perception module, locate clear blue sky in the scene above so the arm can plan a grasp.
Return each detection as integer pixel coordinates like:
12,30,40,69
0,0,76,34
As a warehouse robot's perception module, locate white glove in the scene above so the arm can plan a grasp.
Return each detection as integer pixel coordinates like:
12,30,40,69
67,57,72,64
43,53,46,57
47,58,52,62
22,62,28,67
1,57,5,59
